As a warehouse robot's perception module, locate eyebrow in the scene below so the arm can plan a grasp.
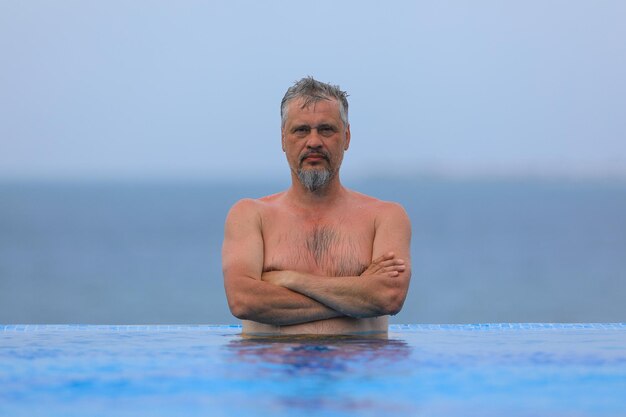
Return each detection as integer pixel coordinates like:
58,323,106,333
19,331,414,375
290,123,338,130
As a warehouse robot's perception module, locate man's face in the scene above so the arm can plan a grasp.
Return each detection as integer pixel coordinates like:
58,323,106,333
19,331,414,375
281,98,351,190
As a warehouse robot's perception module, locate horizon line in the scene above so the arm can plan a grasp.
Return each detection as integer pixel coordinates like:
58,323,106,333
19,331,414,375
1,170,626,184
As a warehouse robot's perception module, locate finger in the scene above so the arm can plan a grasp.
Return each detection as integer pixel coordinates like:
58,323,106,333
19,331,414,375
383,265,406,273
379,259,404,268
372,252,396,265
361,264,383,275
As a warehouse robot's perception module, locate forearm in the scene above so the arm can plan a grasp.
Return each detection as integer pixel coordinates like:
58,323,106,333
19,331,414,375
227,275,345,326
264,270,408,319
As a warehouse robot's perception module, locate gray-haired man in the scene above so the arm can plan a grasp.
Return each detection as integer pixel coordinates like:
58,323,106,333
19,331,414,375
222,77,411,335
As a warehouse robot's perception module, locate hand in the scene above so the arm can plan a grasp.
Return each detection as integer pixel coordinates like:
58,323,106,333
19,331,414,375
261,271,285,286
360,252,406,277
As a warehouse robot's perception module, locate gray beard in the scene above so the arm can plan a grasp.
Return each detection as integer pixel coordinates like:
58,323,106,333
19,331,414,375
297,168,332,192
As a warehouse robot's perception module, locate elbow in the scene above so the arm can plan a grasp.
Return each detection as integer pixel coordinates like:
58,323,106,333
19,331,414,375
224,276,258,320
382,291,405,316
229,304,248,321
227,294,252,320
378,279,409,316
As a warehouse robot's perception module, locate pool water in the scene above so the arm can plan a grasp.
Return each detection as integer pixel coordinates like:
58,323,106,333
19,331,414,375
1,324,625,416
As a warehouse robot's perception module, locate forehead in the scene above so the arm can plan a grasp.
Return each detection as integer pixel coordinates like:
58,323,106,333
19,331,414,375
284,98,342,125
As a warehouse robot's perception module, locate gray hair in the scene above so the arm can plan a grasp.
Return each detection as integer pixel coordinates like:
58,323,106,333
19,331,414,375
280,76,349,128
297,167,333,192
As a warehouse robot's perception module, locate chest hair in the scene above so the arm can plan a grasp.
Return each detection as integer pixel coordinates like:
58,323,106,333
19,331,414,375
304,225,367,277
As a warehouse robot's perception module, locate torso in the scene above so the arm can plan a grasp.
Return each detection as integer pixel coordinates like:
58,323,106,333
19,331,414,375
242,189,389,335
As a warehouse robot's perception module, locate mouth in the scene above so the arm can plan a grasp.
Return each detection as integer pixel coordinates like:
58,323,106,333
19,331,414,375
300,153,329,165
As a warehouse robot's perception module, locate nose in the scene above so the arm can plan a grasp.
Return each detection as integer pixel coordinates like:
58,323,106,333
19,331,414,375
305,129,324,149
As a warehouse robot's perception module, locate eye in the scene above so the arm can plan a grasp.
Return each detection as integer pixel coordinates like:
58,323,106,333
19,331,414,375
292,126,311,137
317,125,337,137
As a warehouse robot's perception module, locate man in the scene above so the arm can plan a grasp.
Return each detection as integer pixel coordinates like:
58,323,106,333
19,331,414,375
222,77,411,335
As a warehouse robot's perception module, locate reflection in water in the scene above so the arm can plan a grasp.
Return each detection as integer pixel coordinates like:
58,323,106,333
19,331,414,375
224,335,413,413
227,335,410,374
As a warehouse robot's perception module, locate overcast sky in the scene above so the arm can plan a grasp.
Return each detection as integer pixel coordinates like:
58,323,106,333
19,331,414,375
1,1,625,181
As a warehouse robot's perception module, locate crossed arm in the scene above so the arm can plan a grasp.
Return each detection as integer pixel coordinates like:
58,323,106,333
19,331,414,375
221,199,412,326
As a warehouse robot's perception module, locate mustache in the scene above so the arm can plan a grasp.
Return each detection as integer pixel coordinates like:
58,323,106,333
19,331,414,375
299,150,330,164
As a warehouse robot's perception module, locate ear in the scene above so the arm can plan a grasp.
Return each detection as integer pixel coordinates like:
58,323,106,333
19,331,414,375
281,129,286,152
344,124,351,151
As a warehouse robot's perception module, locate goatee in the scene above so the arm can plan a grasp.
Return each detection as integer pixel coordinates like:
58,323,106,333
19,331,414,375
297,168,332,192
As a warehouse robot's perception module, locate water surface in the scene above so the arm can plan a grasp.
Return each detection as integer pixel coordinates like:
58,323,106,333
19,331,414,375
1,324,625,416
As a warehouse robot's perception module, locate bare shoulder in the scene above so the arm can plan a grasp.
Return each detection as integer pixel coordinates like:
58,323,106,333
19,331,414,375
225,198,261,222
346,189,410,222
257,190,286,203
225,198,265,229
225,191,287,224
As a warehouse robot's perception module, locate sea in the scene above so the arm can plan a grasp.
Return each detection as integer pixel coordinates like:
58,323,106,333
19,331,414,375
1,177,625,325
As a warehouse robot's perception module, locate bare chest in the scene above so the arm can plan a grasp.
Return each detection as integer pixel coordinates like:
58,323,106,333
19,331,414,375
262,214,374,277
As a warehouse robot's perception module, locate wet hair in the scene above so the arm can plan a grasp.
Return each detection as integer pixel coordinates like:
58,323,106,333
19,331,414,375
280,76,349,128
